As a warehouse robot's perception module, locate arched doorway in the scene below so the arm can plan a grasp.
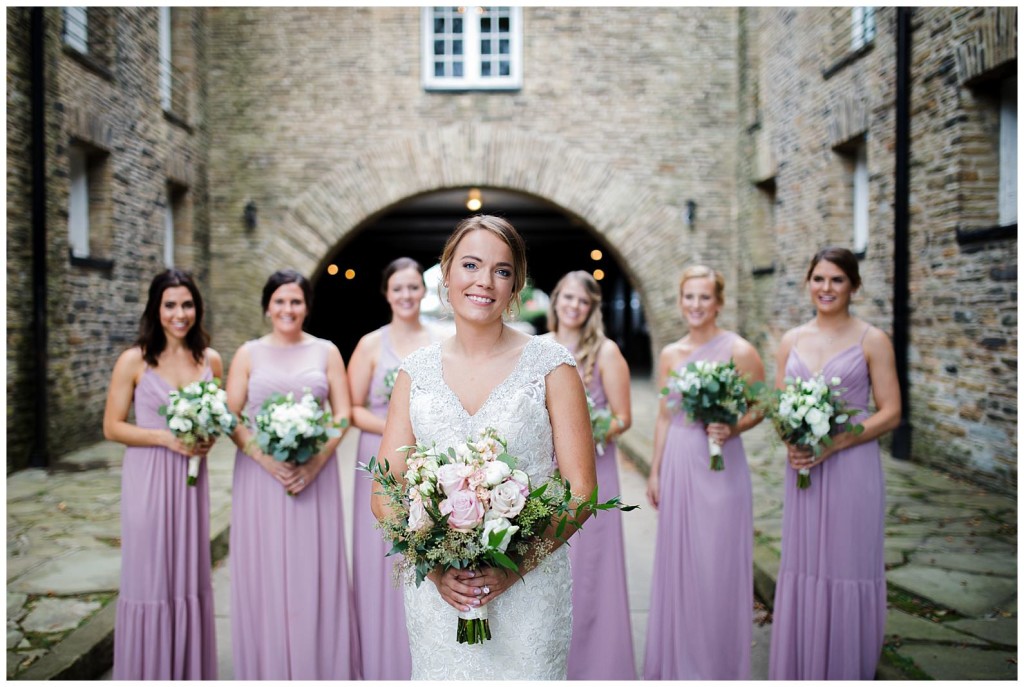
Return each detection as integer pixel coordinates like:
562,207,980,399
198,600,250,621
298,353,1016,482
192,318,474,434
306,187,651,374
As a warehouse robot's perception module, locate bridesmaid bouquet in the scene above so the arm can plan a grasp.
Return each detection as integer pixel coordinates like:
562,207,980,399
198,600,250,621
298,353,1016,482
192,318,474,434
661,360,762,471
586,392,614,456
362,427,636,645
158,379,238,486
248,388,347,493
381,366,399,402
765,375,864,488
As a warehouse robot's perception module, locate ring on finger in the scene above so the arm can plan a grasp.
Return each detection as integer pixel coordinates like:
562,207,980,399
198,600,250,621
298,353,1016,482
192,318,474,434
482,585,490,595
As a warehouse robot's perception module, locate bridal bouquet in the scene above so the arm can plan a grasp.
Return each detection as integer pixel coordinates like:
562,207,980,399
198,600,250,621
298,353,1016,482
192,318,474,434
765,375,864,488
248,388,347,493
381,367,399,402
158,379,237,486
586,392,614,456
362,427,636,645
661,360,762,471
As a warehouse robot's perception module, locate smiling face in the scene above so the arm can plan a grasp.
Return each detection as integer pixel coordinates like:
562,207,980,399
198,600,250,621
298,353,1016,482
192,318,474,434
679,276,721,330
159,285,197,342
386,266,426,320
266,282,308,335
444,229,516,326
808,259,855,314
554,277,594,332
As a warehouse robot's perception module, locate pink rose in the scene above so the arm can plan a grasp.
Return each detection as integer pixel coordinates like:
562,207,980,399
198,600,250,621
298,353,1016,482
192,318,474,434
509,469,531,497
408,493,433,532
440,489,485,532
437,463,471,496
489,480,526,518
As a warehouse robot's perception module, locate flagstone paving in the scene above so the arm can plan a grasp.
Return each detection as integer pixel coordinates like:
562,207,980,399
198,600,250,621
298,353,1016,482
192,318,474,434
6,375,1018,680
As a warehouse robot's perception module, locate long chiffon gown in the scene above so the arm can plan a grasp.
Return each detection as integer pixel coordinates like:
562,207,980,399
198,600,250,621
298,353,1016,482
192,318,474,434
353,325,412,679
643,331,753,680
114,366,218,679
230,337,361,679
768,331,886,680
566,353,636,680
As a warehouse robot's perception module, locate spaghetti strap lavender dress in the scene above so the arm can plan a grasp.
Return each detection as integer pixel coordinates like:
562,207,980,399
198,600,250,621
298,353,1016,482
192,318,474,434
114,366,217,680
643,331,753,680
230,338,361,680
566,354,636,679
353,325,412,679
768,336,886,680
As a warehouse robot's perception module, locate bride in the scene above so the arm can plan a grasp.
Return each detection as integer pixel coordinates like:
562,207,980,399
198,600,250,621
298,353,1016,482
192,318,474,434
371,215,596,679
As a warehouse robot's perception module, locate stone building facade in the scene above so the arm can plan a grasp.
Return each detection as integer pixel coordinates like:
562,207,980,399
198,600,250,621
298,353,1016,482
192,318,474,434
6,7,1017,491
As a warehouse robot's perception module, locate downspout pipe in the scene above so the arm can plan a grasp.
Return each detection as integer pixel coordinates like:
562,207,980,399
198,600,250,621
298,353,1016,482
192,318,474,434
29,7,49,469
891,7,913,459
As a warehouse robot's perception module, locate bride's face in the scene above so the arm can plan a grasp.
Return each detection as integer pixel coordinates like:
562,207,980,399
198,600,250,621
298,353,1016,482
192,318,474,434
445,229,516,325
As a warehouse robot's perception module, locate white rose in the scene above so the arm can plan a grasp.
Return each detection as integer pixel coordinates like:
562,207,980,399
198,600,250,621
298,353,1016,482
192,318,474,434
830,376,842,387
480,514,519,553
482,460,511,487
169,416,192,433
408,495,433,532
489,480,527,518
811,421,831,438
804,408,825,427
509,469,531,496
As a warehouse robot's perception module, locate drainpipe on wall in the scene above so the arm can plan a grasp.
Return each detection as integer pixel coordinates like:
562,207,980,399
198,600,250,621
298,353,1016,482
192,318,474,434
29,7,50,469
891,7,913,459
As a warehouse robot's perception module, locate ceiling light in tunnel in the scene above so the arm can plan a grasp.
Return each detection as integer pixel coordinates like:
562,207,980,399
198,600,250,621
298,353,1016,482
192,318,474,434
593,269,605,281
466,188,483,212
344,269,356,280
327,264,339,276
590,249,603,261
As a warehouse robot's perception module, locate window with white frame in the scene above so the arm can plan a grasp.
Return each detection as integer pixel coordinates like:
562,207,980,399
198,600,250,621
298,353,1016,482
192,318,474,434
852,141,869,253
63,7,89,54
164,186,176,267
851,7,876,51
68,146,90,258
422,6,522,90
159,7,173,111
998,75,1016,225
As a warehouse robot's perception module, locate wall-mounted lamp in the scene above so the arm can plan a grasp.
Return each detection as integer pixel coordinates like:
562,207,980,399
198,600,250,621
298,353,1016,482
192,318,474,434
684,199,697,230
466,188,483,212
244,200,258,231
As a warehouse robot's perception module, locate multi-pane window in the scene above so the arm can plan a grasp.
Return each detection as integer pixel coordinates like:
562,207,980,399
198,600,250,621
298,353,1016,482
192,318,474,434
851,7,876,51
422,6,522,90
63,7,89,54
998,75,1017,225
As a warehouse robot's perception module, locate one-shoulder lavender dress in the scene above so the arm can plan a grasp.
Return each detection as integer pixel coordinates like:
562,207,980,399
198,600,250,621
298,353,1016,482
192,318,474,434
769,331,886,680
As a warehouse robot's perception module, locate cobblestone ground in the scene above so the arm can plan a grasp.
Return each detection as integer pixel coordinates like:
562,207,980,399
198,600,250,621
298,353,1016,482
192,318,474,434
6,376,1018,680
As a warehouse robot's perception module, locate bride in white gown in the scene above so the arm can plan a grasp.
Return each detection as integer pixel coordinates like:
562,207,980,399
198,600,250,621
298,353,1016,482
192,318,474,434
372,215,596,680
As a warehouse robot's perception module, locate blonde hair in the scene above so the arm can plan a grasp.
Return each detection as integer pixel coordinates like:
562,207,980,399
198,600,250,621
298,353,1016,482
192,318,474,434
547,270,606,385
439,215,528,313
679,265,725,305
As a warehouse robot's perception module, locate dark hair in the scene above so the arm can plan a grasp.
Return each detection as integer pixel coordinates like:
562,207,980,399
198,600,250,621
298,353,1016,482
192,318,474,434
261,269,313,314
805,246,862,290
381,257,425,295
135,269,209,366
439,215,528,311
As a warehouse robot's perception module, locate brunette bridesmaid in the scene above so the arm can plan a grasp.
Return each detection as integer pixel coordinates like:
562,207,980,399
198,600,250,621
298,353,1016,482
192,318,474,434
347,257,435,679
768,247,900,679
226,269,361,679
544,270,636,680
104,269,220,679
643,266,765,680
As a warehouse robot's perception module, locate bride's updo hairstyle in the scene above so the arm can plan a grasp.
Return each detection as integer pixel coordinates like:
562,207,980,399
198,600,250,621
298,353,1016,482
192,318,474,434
678,265,726,305
438,214,528,313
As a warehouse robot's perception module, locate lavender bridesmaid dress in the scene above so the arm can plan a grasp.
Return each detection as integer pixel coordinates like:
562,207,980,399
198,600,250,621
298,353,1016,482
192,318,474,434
643,331,753,680
566,354,637,679
114,366,217,679
230,338,361,679
768,330,886,679
353,325,412,679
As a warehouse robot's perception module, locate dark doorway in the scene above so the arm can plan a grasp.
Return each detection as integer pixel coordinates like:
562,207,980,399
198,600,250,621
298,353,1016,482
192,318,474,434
306,188,651,375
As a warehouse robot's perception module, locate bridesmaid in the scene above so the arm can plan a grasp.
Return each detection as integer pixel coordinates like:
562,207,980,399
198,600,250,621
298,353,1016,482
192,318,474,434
643,265,765,680
768,247,900,680
103,268,220,679
225,269,361,679
544,270,636,680
347,257,435,679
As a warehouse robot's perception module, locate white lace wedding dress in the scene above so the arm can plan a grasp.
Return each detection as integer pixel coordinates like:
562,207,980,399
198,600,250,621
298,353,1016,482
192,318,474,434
400,336,575,680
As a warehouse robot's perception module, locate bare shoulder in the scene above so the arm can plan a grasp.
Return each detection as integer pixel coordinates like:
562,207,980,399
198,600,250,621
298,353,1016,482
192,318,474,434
355,328,383,351
862,323,895,357
205,347,223,366
729,333,759,358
